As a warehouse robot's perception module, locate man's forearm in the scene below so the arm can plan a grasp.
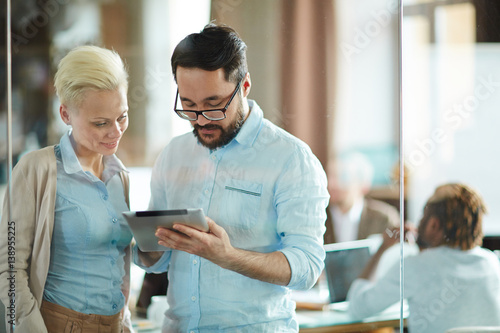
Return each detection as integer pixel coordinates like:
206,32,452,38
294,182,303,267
155,221,293,285
358,244,391,280
219,249,292,286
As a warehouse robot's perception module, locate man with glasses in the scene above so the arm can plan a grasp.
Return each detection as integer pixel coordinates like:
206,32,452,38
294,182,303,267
134,23,329,332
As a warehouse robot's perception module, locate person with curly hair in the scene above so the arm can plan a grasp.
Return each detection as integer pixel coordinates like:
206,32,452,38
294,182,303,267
348,183,500,333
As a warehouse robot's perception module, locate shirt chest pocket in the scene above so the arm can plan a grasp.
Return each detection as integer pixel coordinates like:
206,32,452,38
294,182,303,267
220,179,262,230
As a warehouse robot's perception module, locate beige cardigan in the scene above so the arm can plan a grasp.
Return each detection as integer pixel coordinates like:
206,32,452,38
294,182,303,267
0,146,132,332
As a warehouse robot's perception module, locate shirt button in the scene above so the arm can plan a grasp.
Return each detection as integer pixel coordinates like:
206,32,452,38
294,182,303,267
103,195,108,200
112,218,117,223
211,155,216,160
204,190,209,195
193,259,198,265
191,296,196,301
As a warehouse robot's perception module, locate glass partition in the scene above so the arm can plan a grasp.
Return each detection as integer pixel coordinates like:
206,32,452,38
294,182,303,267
403,0,500,235
0,0,399,331
403,0,500,331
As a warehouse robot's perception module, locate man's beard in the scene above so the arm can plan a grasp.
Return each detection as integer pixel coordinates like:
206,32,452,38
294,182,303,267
416,218,430,250
193,103,245,150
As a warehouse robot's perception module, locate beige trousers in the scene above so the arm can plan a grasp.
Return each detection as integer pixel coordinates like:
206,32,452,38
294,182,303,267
40,300,123,333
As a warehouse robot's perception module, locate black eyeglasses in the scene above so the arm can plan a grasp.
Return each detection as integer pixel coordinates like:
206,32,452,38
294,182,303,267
174,79,243,121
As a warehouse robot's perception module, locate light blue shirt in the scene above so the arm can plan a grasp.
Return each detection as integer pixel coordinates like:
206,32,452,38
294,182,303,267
134,101,329,332
348,246,500,333
44,132,133,315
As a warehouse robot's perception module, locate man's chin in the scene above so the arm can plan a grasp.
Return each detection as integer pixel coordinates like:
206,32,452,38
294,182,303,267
195,132,222,150
193,120,241,150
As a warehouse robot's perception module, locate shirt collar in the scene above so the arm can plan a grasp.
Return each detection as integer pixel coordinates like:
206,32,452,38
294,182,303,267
59,130,128,177
233,99,263,147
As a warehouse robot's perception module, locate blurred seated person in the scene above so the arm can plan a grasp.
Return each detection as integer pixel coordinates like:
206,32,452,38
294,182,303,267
347,183,500,333
324,152,399,244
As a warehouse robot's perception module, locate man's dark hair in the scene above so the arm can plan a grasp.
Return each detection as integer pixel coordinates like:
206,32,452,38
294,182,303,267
171,23,248,84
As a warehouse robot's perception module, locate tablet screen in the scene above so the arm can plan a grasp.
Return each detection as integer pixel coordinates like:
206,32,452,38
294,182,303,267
123,208,208,252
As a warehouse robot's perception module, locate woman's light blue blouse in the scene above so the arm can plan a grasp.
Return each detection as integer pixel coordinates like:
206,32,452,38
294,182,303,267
43,132,133,315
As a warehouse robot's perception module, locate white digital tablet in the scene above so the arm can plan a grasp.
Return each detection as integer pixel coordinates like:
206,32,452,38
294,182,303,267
122,208,208,252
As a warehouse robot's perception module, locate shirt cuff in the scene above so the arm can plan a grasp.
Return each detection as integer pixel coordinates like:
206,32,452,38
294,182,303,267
132,244,171,273
281,246,324,290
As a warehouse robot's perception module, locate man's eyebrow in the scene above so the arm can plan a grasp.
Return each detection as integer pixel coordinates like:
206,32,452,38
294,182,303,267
180,94,223,103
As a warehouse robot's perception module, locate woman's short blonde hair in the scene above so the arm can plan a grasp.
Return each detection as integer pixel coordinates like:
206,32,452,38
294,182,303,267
54,45,128,107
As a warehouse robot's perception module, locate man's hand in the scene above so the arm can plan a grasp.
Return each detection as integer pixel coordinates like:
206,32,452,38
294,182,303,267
359,223,417,281
155,217,292,286
155,217,232,266
382,223,417,250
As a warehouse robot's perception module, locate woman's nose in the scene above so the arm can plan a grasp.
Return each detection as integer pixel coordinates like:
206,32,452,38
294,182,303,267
108,122,123,138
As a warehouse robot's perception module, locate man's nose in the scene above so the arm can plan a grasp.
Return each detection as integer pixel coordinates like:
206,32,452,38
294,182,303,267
196,115,212,126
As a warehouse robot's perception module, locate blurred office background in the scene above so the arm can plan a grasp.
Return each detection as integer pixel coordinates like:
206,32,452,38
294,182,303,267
0,0,400,208
1,0,500,329
2,0,500,230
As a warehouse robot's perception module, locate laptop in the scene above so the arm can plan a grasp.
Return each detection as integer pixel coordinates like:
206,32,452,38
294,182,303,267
323,239,376,303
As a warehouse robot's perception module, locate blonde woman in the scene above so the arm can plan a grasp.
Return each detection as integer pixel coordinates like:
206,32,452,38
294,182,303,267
0,46,134,333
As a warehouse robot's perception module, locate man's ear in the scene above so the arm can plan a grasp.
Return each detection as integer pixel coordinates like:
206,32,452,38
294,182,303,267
428,216,441,232
427,216,446,246
60,104,71,125
242,72,251,98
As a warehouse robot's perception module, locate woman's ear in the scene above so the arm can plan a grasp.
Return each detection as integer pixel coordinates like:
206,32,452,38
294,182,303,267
59,104,71,125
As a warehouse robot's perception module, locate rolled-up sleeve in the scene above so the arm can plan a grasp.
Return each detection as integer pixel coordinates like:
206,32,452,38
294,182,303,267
276,147,329,290
132,245,171,273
